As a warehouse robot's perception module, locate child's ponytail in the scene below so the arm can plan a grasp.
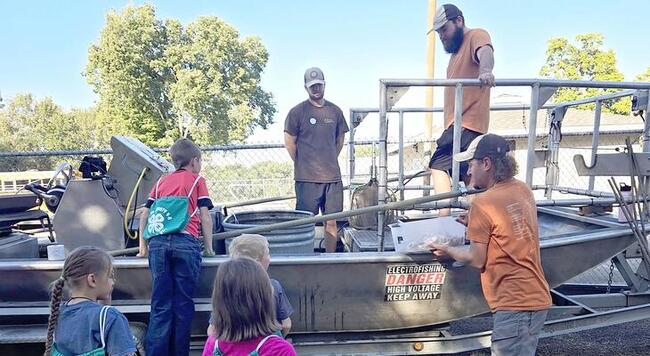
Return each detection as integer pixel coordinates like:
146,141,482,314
44,276,65,355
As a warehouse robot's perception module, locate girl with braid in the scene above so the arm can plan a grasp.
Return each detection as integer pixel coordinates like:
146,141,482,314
44,246,136,356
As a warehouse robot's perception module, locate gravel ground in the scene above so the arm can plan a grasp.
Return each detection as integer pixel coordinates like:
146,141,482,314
452,315,650,356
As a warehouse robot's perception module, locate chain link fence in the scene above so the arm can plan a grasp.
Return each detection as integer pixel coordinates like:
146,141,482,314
1,129,642,207
0,130,644,285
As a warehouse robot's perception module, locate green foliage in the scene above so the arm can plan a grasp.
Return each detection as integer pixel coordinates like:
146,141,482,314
636,66,650,82
540,33,630,114
85,4,276,148
0,94,101,171
201,160,293,202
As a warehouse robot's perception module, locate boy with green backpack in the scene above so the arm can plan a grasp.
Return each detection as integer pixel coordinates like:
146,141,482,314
138,138,214,356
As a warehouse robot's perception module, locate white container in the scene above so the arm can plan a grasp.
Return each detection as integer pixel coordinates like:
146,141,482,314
618,185,633,223
47,244,66,261
389,216,466,253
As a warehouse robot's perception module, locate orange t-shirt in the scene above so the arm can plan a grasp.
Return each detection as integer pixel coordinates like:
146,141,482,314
443,28,492,134
467,178,551,311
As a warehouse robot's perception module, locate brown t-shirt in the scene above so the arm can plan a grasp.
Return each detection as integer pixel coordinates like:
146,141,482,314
444,28,493,134
467,178,551,311
284,100,349,183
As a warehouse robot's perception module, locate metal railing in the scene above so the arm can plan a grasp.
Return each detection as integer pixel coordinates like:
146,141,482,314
374,78,650,250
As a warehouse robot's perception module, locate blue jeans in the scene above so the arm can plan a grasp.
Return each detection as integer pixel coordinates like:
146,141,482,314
145,233,202,356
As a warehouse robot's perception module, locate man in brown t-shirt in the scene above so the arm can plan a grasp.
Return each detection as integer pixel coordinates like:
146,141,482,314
428,4,495,216
284,67,349,252
429,134,551,356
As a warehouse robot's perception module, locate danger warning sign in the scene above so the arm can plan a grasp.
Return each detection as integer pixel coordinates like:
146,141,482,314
384,263,447,302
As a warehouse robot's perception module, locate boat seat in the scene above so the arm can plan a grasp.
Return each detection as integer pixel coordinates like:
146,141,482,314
0,210,54,241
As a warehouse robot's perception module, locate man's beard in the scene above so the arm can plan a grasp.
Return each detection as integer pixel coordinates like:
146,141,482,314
443,26,464,54
308,91,323,101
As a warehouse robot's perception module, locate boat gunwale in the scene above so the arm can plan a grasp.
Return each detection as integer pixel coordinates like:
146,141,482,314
0,226,633,270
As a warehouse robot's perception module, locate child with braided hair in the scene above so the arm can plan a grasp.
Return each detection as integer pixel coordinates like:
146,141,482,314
44,246,136,356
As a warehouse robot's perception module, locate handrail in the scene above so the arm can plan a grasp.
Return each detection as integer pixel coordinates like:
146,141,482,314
381,78,650,89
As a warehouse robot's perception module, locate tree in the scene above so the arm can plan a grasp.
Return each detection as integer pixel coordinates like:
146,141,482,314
540,33,630,114
637,66,650,82
85,4,276,148
0,94,101,171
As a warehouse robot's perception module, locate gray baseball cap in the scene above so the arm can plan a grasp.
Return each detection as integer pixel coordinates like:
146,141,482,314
304,67,325,87
432,4,463,32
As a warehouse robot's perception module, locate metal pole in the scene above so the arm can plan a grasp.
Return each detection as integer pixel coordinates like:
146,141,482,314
224,195,296,209
451,84,464,196
414,200,469,210
556,89,636,107
588,100,602,190
532,185,613,198
640,90,650,214
545,109,561,199
536,198,626,207
424,0,437,197
398,110,405,204
643,92,650,153
111,188,485,256
526,83,541,186
378,82,388,252
398,185,435,191
348,109,356,209
213,189,483,240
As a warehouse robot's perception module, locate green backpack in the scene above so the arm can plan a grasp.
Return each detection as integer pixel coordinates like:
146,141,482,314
51,305,111,356
143,175,202,240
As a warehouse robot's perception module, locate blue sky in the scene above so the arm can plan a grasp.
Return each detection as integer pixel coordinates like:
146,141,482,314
1,1,649,141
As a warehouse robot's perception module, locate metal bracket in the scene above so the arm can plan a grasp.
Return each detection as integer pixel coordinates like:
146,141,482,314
632,90,649,112
539,87,558,107
386,87,409,111
352,112,369,128
550,106,567,125
612,252,650,293
574,152,650,176
533,149,548,168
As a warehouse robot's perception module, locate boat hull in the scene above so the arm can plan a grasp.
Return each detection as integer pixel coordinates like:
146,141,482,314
0,209,637,334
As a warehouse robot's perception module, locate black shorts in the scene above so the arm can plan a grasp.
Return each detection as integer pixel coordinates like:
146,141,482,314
295,181,344,216
428,125,482,181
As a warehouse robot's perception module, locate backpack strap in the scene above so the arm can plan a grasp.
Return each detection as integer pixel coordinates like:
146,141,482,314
213,339,222,356
98,305,111,349
254,334,281,353
187,175,203,218
187,175,202,197
154,177,162,199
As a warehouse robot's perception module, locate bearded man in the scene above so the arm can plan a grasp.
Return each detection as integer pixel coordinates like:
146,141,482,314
428,4,495,215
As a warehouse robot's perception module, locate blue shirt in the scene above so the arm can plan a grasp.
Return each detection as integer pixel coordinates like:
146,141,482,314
209,278,294,325
54,301,136,356
270,279,293,321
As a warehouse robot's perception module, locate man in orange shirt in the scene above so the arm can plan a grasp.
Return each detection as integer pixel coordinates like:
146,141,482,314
429,4,495,216
429,134,551,356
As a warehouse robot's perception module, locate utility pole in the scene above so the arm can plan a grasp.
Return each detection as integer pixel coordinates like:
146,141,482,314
423,0,436,195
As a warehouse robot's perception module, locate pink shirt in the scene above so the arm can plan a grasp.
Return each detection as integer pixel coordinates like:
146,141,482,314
146,169,213,237
202,334,296,356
